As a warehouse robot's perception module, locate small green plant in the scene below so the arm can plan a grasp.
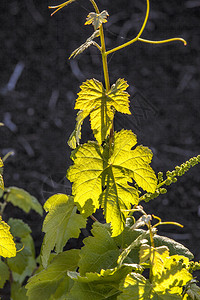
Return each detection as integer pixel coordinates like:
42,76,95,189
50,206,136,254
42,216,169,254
1,0,200,299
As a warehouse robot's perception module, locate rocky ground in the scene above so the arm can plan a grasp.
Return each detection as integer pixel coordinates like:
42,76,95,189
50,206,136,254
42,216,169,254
0,0,200,297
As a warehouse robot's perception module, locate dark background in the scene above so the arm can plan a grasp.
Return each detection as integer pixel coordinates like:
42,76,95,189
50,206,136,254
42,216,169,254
0,0,200,296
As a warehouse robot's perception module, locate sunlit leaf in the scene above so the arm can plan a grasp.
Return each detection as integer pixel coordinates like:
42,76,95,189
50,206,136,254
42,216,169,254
118,272,182,299
41,194,86,268
72,78,131,145
0,216,16,258
118,273,152,299
85,10,109,30
6,186,43,215
69,30,100,59
68,265,132,299
67,130,157,236
0,259,10,288
154,255,192,295
139,244,169,276
26,250,80,300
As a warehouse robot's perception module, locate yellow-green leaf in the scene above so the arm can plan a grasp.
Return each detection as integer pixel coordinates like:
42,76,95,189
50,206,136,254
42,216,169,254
67,129,157,236
67,142,104,214
0,216,16,258
41,194,86,268
68,110,90,149
72,78,131,145
6,186,43,215
118,272,182,299
69,30,100,59
154,255,192,295
85,10,109,30
109,130,157,193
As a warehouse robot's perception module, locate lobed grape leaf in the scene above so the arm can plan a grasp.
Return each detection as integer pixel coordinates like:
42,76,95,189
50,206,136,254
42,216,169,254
67,130,157,236
69,30,100,59
0,216,16,258
0,259,10,288
5,186,43,215
26,250,80,300
70,78,131,146
85,10,109,30
68,265,132,300
41,194,86,268
7,218,36,281
154,255,192,294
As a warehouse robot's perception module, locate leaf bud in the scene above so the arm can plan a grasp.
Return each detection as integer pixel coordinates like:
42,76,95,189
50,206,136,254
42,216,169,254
158,172,163,182
160,188,167,194
165,178,172,185
172,177,177,183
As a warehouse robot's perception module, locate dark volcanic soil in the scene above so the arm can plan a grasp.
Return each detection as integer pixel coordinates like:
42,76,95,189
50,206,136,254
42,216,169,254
0,0,200,297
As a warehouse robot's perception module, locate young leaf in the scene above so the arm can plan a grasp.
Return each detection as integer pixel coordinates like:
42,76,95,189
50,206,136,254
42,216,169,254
73,78,131,145
26,250,80,300
68,265,132,300
0,216,16,258
79,222,119,275
85,10,109,30
68,110,90,149
41,194,86,268
5,186,43,215
0,259,10,288
67,130,157,235
0,157,4,190
69,30,100,59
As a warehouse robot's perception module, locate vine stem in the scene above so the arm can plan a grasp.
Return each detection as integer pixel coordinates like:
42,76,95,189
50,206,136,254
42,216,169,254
89,0,110,91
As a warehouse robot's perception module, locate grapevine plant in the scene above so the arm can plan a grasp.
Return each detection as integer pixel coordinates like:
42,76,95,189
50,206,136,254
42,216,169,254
1,0,200,299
